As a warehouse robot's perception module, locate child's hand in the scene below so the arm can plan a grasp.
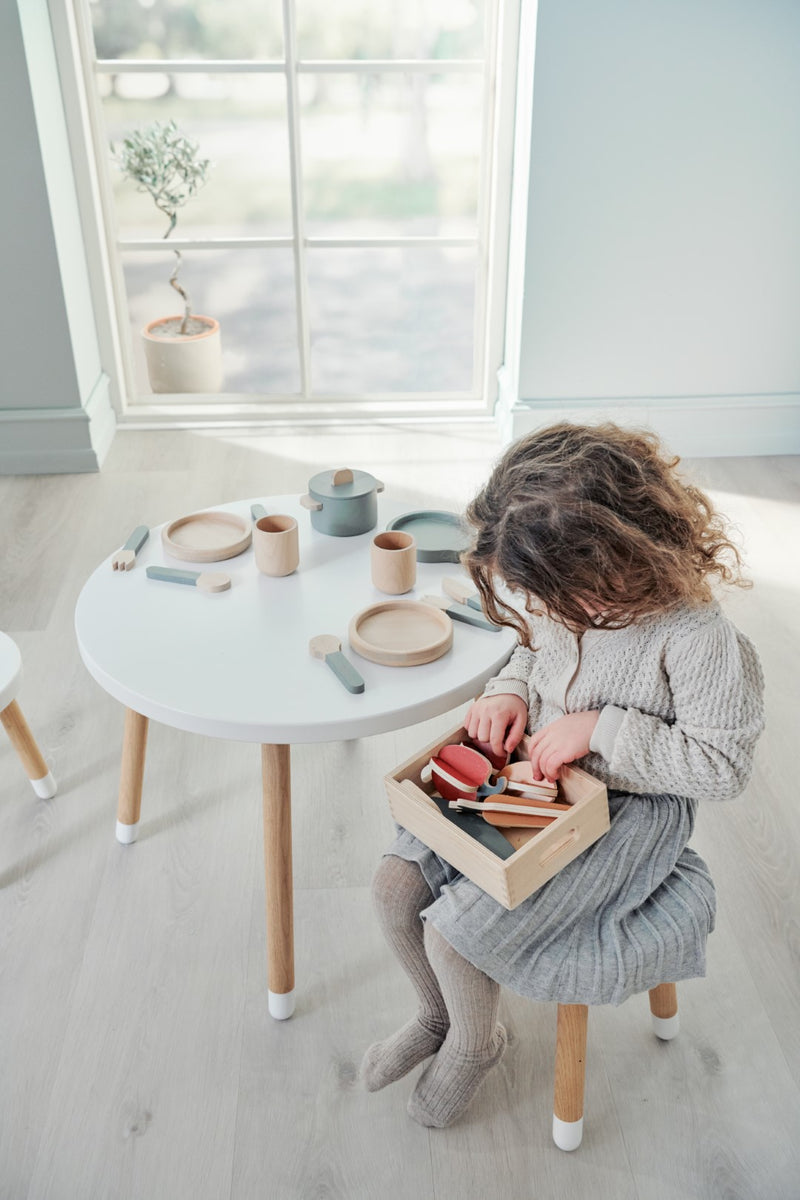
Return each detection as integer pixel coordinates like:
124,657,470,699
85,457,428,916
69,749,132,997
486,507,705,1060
464,694,528,757
528,711,600,781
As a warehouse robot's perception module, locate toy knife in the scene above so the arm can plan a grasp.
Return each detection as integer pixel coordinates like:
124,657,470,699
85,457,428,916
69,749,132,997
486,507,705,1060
421,595,500,632
442,576,483,612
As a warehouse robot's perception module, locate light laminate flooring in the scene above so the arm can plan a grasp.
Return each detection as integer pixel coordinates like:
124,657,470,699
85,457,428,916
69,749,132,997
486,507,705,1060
0,425,798,1200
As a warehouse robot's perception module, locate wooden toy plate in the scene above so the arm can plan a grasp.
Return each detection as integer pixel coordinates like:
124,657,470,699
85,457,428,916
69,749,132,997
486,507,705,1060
161,510,252,562
385,510,472,563
348,601,453,667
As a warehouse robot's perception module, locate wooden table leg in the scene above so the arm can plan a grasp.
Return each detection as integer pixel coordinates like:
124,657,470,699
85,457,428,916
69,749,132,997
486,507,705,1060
117,708,149,844
261,743,295,1020
1,699,57,798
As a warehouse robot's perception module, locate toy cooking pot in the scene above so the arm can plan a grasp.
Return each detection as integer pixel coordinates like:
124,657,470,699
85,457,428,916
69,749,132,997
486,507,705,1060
300,467,385,537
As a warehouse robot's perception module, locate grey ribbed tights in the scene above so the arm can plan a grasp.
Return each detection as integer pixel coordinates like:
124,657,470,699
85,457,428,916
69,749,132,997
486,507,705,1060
362,854,506,1127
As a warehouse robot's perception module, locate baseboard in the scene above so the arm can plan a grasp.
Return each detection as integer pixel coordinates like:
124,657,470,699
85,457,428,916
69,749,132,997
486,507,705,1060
0,373,116,475
494,384,800,457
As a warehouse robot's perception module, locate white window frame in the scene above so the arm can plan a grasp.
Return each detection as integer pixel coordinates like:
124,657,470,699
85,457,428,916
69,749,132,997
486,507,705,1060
53,1,521,427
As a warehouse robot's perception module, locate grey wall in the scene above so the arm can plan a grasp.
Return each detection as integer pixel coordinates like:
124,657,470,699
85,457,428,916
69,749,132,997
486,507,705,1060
0,0,115,473
0,1,80,410
503,0,800,454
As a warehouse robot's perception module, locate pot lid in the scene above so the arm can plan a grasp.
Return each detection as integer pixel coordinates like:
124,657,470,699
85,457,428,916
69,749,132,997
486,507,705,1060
308,467,379,500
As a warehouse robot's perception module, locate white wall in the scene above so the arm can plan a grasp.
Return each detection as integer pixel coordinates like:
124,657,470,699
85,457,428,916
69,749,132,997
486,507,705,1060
0,0,115,474
500,0,800,455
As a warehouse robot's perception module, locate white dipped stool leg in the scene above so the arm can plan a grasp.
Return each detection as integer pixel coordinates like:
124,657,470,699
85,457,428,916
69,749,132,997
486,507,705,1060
553,1003,588,1151
31,771,57,799
553,1113,584,1152
649,983,679,1040
1,700,57,798
651,1012,680,1040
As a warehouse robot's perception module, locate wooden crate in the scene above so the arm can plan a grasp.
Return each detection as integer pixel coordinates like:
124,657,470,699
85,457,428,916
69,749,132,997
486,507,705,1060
384,725,610,910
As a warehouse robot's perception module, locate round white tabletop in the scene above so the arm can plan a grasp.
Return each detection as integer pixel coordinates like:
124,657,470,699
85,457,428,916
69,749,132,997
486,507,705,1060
74,497,516,744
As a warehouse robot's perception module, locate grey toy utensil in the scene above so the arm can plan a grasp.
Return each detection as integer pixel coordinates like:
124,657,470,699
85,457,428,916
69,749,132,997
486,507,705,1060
250,503,268,521
111,525,149,571
421,595,499,632
146,565,231,593
309,635,365,694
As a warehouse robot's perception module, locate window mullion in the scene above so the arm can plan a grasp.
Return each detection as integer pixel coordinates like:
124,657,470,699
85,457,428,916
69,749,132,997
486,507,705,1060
283,0,312,398
472,0,501,403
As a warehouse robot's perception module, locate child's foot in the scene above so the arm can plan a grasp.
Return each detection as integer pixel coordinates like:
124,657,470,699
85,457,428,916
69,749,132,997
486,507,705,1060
361,1016,449,1092
406,1024,507,1128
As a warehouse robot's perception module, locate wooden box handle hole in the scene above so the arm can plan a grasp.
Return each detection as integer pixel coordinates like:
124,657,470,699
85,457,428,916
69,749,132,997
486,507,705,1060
538,827,579,866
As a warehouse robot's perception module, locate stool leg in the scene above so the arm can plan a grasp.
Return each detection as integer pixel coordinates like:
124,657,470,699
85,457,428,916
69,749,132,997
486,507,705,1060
0,699,57,798
649,983,679,1040
116,708,149,844
553,1003,588,1151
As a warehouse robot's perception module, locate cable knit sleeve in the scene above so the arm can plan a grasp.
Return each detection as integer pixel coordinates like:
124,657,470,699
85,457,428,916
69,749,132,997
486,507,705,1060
481,645,541,726
590,618,765,801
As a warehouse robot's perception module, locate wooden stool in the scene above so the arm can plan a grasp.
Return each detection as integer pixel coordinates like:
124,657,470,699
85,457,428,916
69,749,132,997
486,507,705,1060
0,632,56,799
553,982,679,1150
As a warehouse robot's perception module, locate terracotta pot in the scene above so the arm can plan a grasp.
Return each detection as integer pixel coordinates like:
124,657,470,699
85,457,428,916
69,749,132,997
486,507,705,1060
142,315,223,394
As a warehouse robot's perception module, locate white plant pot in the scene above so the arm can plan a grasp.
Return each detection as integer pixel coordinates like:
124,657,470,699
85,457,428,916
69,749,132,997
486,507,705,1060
142,315,223,394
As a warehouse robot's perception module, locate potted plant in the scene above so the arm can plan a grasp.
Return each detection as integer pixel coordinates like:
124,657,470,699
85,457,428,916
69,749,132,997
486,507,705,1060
113,119,223,394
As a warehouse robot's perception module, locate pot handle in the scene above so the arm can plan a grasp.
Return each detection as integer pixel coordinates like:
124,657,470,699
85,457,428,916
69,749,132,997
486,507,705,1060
374,478,385,493
332,468,354,486
300,493,323,512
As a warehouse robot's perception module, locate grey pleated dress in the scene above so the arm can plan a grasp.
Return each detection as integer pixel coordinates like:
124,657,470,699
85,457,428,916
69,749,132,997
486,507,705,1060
384,602,764,1007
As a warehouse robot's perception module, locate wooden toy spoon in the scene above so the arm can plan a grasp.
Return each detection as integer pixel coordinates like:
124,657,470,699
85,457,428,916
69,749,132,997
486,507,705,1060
309,635,365,694
146,565,231,593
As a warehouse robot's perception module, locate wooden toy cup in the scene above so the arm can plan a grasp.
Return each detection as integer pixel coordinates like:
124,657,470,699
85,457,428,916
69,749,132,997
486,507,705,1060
254,514,299,577
370,530,416,595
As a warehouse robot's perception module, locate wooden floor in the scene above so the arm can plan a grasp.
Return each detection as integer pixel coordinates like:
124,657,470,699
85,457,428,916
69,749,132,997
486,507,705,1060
0,425,798,1200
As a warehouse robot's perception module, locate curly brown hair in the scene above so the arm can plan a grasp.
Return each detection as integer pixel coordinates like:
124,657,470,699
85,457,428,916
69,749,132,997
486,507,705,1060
463,423,749,646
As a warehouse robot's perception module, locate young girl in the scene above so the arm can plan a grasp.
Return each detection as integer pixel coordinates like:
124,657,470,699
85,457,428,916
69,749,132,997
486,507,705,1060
361,422,765,1129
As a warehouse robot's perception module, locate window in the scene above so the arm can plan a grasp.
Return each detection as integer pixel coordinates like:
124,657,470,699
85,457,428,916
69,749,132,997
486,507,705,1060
68,1,517,418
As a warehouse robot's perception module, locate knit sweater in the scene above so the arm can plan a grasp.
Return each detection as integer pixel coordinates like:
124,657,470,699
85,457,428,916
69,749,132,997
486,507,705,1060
387,600,764,1005
481,600,765,802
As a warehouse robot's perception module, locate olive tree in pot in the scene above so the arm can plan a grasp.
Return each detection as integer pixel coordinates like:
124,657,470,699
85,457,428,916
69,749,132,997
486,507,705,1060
113,120,223,394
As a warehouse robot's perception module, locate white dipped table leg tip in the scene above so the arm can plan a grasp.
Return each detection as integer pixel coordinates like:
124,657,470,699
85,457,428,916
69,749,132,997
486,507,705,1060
553,1114,584,1151
651,1012,680,1040
116,819,139,845
268,989,296,1020
31,771,56,799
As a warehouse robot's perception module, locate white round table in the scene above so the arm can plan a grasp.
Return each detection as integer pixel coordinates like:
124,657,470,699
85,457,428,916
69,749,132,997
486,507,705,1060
75,496,516,1018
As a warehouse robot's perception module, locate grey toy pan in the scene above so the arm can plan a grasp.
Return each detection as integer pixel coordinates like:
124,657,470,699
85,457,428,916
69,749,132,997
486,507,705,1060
384,510,472,563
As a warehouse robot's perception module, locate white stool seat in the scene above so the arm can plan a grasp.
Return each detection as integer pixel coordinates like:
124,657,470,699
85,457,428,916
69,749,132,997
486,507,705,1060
0,632,23,713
